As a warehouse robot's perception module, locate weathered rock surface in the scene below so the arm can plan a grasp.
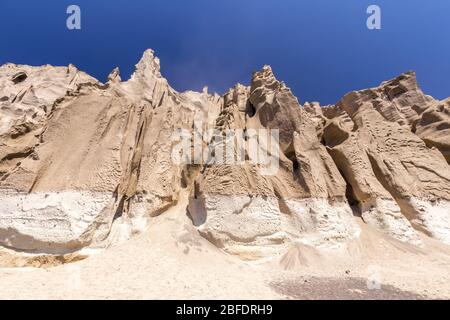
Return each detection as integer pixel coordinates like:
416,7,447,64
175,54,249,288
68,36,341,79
0,50,449,258
322,73,450,245
0,50,221,253
415,98,450,163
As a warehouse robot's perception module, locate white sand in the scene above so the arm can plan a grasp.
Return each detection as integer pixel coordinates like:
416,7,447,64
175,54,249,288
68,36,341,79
0,198,449,300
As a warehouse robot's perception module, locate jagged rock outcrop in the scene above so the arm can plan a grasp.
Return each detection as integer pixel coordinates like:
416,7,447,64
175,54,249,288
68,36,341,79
0,63,98,175
0,50,449,258
328,71,450,164
0,50,221,253
415,98,450,163
322,118,422,245
322,74,450,245
191,66,360,258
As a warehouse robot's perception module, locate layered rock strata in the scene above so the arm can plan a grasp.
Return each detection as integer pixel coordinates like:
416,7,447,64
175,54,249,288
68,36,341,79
0,51,449,257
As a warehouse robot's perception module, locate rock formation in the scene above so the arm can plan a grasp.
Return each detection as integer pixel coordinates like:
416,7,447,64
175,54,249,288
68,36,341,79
321,73,450,245
0,50,449,258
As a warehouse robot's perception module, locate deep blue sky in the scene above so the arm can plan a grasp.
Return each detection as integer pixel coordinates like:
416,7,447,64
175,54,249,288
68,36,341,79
1,0,449,105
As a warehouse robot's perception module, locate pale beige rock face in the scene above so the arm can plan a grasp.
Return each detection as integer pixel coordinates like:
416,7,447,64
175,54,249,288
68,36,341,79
321,75,450,244
0,50,449,259
0,50,222,253
322,118,422,245
192,66,360,257
0,64,99,179
330,71,450,163
415,98,450,163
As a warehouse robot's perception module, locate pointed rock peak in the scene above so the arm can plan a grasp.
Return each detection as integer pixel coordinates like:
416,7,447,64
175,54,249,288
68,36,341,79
224,83,250,109
252,65,275,79
405,70,416,76
131,49,162,80
262,65,273,72
341,70,420,102
376,71,427,102
380,70,417,88
398,70,416,80
225,83,249,96
366,70,437,114
67,63,78,74
107,67,121,83
250,64,294,100
252,64,280,83
234,83,249,91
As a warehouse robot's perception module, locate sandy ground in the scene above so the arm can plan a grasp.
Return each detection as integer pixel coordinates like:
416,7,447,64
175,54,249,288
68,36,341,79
0,199,449,300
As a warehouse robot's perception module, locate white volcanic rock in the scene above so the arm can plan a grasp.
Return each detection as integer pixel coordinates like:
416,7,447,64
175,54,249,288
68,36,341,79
0,50,222,253
0,189,112,253
190,65,360,257
0,50,449,259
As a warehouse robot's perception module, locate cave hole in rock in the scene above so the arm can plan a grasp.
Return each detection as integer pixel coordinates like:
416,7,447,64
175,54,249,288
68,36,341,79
11,72,27,84
246,101,256,118
186,181,207,226
284,144,299,174
292,157,299,172
338,170,361,217
194,181,200,199
181,169,188,189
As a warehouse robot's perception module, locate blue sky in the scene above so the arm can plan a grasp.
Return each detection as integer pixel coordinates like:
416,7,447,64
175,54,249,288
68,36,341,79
1,0,449,105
